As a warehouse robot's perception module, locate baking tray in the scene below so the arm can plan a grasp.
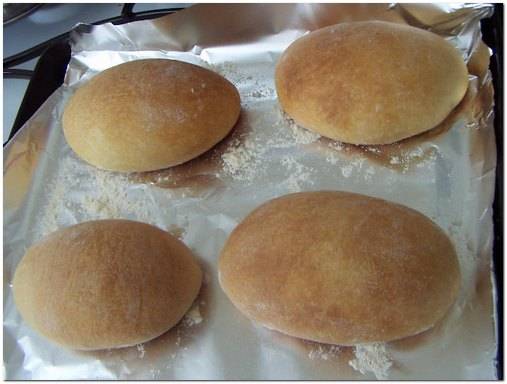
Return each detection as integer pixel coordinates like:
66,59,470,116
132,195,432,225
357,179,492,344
3,3,504,379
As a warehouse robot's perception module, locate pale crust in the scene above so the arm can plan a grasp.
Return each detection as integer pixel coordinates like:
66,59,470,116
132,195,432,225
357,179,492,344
12,220,202,350
219,191,461,345
275,21,469,145
62,59,241,172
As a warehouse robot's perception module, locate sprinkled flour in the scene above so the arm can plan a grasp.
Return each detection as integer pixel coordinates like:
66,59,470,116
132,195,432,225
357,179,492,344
247,88,276,99
210,61,252,85
210,60,323,186
285,116,321,144
390,156,402,165
348,343,393,380
325,152,340,165
341,164,354,178
336,156,368,179
281,157,314,192
305,341,393,380
182,303,203,327
210,61,275,103
307,344,341,361
219,110,322,184
136,344,146,359
132,301,204,365
389,146,438,172
328,141,345,152
37,155,158,239
221,137,265,181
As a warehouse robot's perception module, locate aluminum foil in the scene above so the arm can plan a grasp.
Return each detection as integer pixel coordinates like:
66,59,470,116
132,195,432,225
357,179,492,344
3,3,498,379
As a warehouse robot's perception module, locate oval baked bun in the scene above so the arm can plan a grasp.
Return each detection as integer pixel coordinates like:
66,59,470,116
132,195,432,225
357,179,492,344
219,191,460,345
275,21,469,145
63,59,241,172
12,220,202,350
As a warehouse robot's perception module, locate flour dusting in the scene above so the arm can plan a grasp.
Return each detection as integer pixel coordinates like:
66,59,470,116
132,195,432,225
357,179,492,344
182,302,203,327
210,61,252,85
348,343,393,380
281,157,314,192
38,155,154,238
136,344,146,359
221,137,265,182
286,117,321,144
389,146,438,172
328,141,345,152
211,61,275,103
248,88,276,99
307,344,341,361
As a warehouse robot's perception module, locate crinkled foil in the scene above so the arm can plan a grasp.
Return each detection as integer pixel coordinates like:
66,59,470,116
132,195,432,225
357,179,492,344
3,3,497,379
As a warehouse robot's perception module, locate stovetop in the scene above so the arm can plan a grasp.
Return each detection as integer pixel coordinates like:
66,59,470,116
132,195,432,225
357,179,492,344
3,3,189,143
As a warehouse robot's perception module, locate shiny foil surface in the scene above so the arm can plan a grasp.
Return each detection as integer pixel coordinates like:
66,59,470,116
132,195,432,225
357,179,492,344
3,3,498,379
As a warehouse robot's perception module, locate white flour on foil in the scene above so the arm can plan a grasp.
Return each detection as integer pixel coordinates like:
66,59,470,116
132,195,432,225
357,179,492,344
306,341,393,379
307,344,341,361
135,300,204,361
221,137,266,181
36,154,173,239
280,157,315,192
348,343,393,380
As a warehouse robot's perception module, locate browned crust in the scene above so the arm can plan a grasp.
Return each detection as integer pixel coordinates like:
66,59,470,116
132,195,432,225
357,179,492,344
275,21,469,145
62,59,241,172
13,220,202,350
219,191,461,345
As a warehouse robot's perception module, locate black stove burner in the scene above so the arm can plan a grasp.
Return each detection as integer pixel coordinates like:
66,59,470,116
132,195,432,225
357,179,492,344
3,4,184,79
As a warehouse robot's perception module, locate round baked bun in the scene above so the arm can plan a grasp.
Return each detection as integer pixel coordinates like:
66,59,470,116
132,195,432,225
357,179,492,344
12,220,202,350
219,191,460,345
275,21,469,145
62,59,241,172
